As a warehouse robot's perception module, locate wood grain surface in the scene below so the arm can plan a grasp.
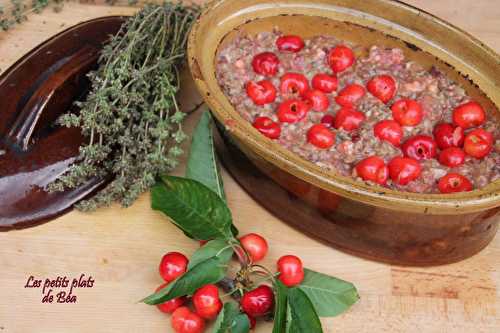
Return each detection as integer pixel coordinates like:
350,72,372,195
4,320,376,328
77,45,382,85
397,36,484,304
0,1,499,332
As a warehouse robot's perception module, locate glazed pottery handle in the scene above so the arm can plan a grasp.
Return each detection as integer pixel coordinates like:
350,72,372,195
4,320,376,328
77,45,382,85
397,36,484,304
6,45,99,151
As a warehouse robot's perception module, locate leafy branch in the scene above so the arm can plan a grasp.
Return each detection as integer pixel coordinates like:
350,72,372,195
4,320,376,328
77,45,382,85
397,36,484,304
144,110,359,332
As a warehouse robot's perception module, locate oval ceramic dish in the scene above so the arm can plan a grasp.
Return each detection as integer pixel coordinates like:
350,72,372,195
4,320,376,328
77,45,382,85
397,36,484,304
188,0,500,265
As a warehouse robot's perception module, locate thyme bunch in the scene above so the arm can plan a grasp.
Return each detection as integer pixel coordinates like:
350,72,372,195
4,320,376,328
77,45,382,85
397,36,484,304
50,2,200,210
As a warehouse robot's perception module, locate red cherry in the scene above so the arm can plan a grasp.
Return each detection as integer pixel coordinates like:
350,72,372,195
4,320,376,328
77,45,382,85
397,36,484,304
276,35,304,53
391,98,423,126
193,284,222,320
452,101,486,129
328,45,355,73
320,114,335,128
374,120,403,146
433,123,465,149
277,99,310,123
355,156,389,185
252,116,281,139
388,156,422,185
335,83,365,108
307,124,335,149
277,255,304,287
438,173,473,193
241,285,274,317
239,233,268,262
401,135,438,161
280,73,309,95
303,89,330,112
171,306,205,333
438,147,465,167
159,252,188,282
246,80,277,105
366,75,396,104
251,52,280,76
334,107,365,132
463,128,493,159
156,283,186,314
312,73,338,93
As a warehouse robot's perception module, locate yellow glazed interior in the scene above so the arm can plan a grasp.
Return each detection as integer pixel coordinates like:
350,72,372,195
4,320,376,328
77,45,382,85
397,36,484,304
188,0,500,214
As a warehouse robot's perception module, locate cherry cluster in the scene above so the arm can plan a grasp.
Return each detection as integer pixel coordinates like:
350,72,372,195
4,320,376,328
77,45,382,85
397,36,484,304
154,233,304,333
245,35,494,193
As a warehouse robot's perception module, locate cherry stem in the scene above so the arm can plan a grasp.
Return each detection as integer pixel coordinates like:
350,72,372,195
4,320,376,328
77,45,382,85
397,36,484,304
251,264,278,284
215,244,234,257
229,241,252,268
251,272,280,286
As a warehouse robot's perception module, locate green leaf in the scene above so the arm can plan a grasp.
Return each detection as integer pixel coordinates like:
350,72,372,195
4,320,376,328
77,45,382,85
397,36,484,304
272,280,288,333
231,313,250,333
298,268,359,317
186,110,226,201
151,176,233,240
188,239,233,270
213,302,240,333
185,110,239,237
142,257,226,305
286,288,322,333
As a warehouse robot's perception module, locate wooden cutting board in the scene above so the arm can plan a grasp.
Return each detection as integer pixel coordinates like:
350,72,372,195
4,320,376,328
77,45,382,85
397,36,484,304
0,1,498,332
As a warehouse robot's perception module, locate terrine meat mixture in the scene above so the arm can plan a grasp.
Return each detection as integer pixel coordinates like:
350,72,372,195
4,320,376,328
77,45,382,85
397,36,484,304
216,30,500,194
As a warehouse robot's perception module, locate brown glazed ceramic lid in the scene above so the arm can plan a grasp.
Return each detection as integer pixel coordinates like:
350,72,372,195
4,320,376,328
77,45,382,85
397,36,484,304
0,17,126,230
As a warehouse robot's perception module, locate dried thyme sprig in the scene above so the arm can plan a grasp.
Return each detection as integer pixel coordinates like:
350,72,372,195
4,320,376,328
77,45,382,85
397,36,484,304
0,0,144,31
49,2,200,211
0,0,67,31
